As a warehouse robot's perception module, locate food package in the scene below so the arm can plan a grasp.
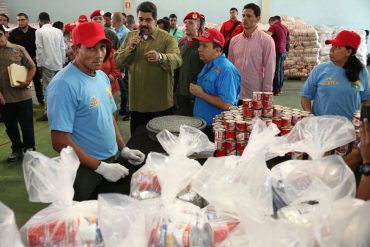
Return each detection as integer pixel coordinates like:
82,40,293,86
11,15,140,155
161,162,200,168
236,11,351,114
0,202,24,247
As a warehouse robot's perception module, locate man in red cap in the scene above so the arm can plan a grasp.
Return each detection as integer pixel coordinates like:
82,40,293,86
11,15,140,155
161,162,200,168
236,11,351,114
175,11,203,116
190,28,240,140
90,9,120,50
114,1,182,134
301,30,370,121
220,7,243,57
78,14,88,24
46,22,145,201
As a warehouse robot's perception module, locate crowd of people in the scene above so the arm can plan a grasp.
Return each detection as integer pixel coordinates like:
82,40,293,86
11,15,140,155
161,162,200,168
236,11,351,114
0,1,369,200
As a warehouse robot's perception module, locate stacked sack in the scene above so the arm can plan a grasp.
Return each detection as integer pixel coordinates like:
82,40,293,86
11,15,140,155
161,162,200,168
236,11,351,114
212,91,312,157
314,25,337,63
282,16,320,79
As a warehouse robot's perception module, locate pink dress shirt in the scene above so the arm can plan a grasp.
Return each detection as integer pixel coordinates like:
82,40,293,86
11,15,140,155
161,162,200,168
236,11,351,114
228,27,276,99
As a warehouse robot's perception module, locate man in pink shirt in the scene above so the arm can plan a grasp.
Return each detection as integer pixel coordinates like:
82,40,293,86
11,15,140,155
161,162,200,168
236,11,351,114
228,3,276,100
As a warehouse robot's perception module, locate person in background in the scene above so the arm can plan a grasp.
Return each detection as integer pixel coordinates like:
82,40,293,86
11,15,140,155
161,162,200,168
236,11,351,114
0,13,9,28
101,47,121,96
63,23,76,64
114,1,182,134
112,12,129,45
0,24,36,162
47,22,145,200
169,14,184,42
199,14,206,35
90,9,120,50
52,21,64,31
301,30,370,120
190,28,240,141
175,11,204,116
220,7,243,57
121,13,127,26
9,12,44,106
157,18,170,33
267,15,290,96
35,12,65,121
228,3,275,100
126,14,137,31
104,12,113,29
78,14,88,24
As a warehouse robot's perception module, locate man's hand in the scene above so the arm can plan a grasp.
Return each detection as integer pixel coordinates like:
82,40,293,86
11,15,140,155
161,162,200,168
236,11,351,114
129,35,142,50
0,92,5,105
95,161,129,182
121,147,145,165
144,50,160,63
189,82,204,98
360,118,370,163
14,80,30,89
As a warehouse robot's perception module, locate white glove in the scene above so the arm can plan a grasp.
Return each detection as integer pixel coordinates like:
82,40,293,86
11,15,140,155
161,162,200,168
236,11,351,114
95,161,129,182
120,147,145,165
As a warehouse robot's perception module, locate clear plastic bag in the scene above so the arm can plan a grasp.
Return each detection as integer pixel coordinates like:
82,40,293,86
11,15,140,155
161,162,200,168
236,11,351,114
0,202,24,247
20,147,102,247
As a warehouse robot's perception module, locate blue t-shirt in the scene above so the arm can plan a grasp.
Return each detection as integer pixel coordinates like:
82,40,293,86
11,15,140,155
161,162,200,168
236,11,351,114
193,54,240,125
301,61,370,120
47,63,118,160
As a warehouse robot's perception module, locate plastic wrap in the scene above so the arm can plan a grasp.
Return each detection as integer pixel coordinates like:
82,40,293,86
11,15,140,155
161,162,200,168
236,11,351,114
0,202,24,247
20,147,102,247
130,125,214,207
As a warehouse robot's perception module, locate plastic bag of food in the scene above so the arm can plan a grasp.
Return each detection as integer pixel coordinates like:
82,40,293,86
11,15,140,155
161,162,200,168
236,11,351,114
130,125,214,207
0,202,24,247
20,147,102,247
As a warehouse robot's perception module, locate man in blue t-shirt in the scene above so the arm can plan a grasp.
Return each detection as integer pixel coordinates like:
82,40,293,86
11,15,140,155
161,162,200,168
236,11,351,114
47,22,145,201
190,28,240,140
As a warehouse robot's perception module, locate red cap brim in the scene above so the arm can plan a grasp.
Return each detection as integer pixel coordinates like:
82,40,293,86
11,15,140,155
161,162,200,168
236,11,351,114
79,37,112,48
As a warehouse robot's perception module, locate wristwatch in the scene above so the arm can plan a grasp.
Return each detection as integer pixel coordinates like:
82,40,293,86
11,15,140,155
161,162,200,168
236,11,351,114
158,53,164,64
358,163,370,176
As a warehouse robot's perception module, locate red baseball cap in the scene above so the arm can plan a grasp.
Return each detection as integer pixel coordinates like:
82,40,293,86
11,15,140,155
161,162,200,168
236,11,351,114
325,30,361,50
64,23,77,33
195,28,225,48
72,22,111,48
183,11,202,22
78,14,88,23
90,9,105,19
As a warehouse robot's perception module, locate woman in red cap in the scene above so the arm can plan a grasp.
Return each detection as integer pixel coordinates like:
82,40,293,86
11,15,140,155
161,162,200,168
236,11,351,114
301,30,370,120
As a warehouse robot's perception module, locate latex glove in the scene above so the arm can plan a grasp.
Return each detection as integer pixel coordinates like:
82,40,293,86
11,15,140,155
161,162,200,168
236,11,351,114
121,147,145,165
95,161,129,182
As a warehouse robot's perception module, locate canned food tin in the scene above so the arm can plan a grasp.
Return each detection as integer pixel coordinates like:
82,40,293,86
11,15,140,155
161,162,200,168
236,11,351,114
291,114,301,125
235,131,247,141
225,140,236,151
262,108,273,118
280,127,292,136
242,98,253,108
214,127,226,139
242,108,254,118
262,100,273,109
252,100,262,109
281,116,292,127
273,107,284,118
263,118,272,126
253,91,263,101
203,221,239,246
236,140,247,150
272,117,282,128
224,120,235,130
253,109,262,118
335,144,349,156
214,139,226,150
235,121,246,132
225,130,236,140
135,171,161,192
215,149,227,157
262,91,273,102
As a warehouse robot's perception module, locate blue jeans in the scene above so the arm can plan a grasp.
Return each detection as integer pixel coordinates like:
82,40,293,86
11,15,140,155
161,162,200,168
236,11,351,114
0,99,35,152
273,52,287,92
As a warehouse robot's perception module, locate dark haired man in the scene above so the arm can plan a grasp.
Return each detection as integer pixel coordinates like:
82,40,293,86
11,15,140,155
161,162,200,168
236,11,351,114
115,1,182,134
169,13,184,42
220,7,243,57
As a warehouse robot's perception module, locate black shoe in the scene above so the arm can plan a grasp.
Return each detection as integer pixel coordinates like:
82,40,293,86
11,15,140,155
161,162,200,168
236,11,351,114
36,114,48,121
122,115,131,121
7,152,23,162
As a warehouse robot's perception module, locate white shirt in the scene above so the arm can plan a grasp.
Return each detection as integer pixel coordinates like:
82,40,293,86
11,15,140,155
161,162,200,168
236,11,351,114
35,24,65,71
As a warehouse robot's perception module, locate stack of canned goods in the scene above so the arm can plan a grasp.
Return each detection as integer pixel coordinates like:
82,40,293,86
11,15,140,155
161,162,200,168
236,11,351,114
213,91,313,157
352,111,361,149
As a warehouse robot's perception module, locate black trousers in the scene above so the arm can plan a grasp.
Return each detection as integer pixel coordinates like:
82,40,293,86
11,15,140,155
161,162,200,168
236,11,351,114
0,99,35,152
33,67,44,104
130,107,174,134
73,153,132,201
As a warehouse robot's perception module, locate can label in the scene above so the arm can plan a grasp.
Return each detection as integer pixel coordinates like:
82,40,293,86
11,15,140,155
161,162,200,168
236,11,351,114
225,130,236,140
262,100,273,109
280,127,292,135
252,100,262,109
253,109,262,117
135,171,161,192
242,98,253,108
215,149,227,157
236,140,247,150
262,92,273,102
242,108,253,117
253,91,263,101
203,221,239,245
225,140,236,151
272,117,282,128
214,139,226,150
235,121,246,132
224,120,235,130
281,116,292,127
214,128,226,140
235,131,246,141
262,108,273,118
273,107,284,118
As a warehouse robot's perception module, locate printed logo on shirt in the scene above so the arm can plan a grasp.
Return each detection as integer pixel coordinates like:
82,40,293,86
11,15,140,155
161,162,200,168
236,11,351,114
351,80,360,89
105,87,114,104
324,77,337,85
89,96,101,107
214,66,221,74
